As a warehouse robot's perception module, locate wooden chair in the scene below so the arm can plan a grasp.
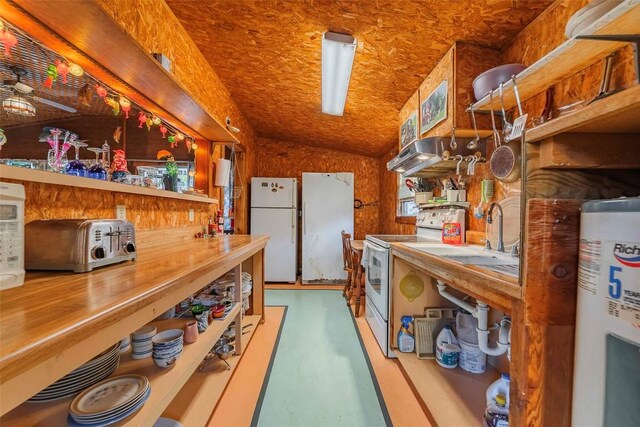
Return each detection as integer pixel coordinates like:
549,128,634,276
341,231,354,305
350,246,365,317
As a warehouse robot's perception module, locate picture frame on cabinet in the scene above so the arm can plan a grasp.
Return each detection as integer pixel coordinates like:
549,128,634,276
400,110,418,148
420,79,448,135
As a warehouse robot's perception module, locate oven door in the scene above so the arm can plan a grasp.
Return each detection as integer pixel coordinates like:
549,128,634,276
363,240,389,321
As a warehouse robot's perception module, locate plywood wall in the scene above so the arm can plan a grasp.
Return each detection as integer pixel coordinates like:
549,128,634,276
255,137,380,239
502,0,637,120
3,179,215,231
95,0,258,233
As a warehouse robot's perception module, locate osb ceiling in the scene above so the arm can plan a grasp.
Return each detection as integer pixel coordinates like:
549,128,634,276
167,0,552,157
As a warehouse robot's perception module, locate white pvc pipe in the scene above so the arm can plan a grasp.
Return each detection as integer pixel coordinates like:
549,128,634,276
477,301,510,356
436,281,512,357
436,281,477,316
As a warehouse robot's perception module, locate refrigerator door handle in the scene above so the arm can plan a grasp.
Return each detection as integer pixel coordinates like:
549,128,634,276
303,202,306,235
291,209,295,243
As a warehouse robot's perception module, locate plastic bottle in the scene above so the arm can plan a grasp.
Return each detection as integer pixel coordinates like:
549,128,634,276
483,393,509,427
435,325,460,369
397,316,415,353
486,373,511,408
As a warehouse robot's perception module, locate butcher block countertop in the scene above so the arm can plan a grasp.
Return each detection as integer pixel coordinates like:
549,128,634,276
0,234,268,415
391,243,521,313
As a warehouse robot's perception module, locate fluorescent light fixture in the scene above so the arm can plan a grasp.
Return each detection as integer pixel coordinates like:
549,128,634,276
322,31,356,116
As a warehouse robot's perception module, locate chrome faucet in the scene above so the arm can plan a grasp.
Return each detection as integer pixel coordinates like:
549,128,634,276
486,202,504,252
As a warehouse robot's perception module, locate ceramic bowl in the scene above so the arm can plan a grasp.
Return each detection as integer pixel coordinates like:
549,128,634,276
153,345,183,357
132,325,157,340
153,352,181,368
132,342,153,352
152,329,184,345
472,63,527,101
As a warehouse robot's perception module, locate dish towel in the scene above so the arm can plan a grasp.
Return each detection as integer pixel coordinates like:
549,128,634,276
361,241,370,268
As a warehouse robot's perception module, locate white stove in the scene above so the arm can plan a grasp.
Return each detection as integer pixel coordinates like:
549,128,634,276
364,207,465,357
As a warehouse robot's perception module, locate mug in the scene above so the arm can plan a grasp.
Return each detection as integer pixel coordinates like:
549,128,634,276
184,321,198,344
196,313,208,333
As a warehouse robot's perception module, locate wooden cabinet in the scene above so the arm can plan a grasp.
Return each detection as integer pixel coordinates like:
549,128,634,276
399,42,502,149
0,236,267,426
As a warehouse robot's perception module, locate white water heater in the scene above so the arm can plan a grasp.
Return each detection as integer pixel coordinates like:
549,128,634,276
572,197,640,427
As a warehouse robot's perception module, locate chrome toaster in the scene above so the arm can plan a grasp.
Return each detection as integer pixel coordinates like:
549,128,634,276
25,219,136,273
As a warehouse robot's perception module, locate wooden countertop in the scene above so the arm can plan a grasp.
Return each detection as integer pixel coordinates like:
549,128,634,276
391,243,521,312
0,234,268,414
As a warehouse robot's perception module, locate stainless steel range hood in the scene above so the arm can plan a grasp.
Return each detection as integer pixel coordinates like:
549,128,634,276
387,136,486,177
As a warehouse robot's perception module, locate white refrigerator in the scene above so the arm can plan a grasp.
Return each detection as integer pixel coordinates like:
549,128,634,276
250,177,298,283
301,173,354,283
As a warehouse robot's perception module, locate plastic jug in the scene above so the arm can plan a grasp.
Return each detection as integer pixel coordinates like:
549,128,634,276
435,325,460,369
483,393,509,427
397,315,415,353
486,373,511,407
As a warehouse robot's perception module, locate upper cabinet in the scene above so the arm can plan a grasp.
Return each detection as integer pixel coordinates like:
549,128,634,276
399,42,501,149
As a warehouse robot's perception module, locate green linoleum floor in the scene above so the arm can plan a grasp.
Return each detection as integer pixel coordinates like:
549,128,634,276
253,290,389,427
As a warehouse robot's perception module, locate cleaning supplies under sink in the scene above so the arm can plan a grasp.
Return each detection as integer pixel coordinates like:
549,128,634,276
485,373,511,426
397,316,415,353
435,325,461,369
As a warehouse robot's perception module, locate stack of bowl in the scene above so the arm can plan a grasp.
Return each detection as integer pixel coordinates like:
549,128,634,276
131,325,156,359
152,329,184,368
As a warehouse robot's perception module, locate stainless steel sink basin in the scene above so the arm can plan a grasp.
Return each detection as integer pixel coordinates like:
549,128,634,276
442,254,516,265
401,243,520,277
443,253,519,277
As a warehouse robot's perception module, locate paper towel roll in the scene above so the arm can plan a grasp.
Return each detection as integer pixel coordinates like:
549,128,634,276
214,158,231,187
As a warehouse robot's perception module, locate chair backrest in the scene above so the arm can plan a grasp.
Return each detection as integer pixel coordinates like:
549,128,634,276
341,230,353,270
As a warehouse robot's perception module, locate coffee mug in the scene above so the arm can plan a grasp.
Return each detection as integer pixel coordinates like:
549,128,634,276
184,321,198,344
196,313,208,333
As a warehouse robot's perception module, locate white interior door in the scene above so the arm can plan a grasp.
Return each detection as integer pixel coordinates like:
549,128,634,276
302,173,354,282
251,208,297,282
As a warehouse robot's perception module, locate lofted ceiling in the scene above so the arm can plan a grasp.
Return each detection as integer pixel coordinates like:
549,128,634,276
166,0,552,157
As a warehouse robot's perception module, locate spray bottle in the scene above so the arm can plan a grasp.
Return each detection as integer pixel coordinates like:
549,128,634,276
398,316,415,353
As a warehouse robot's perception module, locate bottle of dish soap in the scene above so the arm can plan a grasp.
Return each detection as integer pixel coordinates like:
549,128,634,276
435,325,461,368
397,316,415,353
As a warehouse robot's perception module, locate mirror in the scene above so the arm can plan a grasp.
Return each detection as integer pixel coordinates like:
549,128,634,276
0,20,198,194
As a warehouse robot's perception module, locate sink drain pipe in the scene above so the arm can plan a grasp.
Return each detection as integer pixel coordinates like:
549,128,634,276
436,281,511,357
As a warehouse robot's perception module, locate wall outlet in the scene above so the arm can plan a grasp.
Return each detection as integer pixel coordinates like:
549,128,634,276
189,209,195,222
116,205,126,220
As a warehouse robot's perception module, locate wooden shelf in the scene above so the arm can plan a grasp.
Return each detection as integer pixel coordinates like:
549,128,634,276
0,164,218,204
162,314,262,427
525,84,640,142
472,1,640,112
396,351,500,426
1,306,241,427
0,236,267,414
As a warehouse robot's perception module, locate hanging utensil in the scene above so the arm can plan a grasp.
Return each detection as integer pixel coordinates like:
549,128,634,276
467,103,480,149
490,139,521,182
506,74,528,141
499,82,513,138
450,127,457,150
489,89,501,148
405,178,416,193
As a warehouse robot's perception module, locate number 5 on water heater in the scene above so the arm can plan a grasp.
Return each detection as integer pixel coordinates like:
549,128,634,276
608,266,622,299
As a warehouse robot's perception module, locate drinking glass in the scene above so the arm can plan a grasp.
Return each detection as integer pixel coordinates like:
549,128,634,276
87,147,107,180
47,149,68,173
66,140,88,177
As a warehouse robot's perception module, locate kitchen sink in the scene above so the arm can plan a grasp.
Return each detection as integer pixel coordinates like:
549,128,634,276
402,243,520,277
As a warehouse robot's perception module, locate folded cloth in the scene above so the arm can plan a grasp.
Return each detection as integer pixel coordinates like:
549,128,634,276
361,241,370,267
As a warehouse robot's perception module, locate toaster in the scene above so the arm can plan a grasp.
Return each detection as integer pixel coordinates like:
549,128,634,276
25,219,136,273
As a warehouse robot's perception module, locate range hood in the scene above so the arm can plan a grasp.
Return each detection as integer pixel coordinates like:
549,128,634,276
387,136,486,177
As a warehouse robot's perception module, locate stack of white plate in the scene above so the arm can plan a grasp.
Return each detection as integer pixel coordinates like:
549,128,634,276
67,374,151,426
28,343,120,402
132,325,157,359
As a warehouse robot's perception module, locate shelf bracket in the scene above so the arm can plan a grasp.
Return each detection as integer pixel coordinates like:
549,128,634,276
576,34,640,85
